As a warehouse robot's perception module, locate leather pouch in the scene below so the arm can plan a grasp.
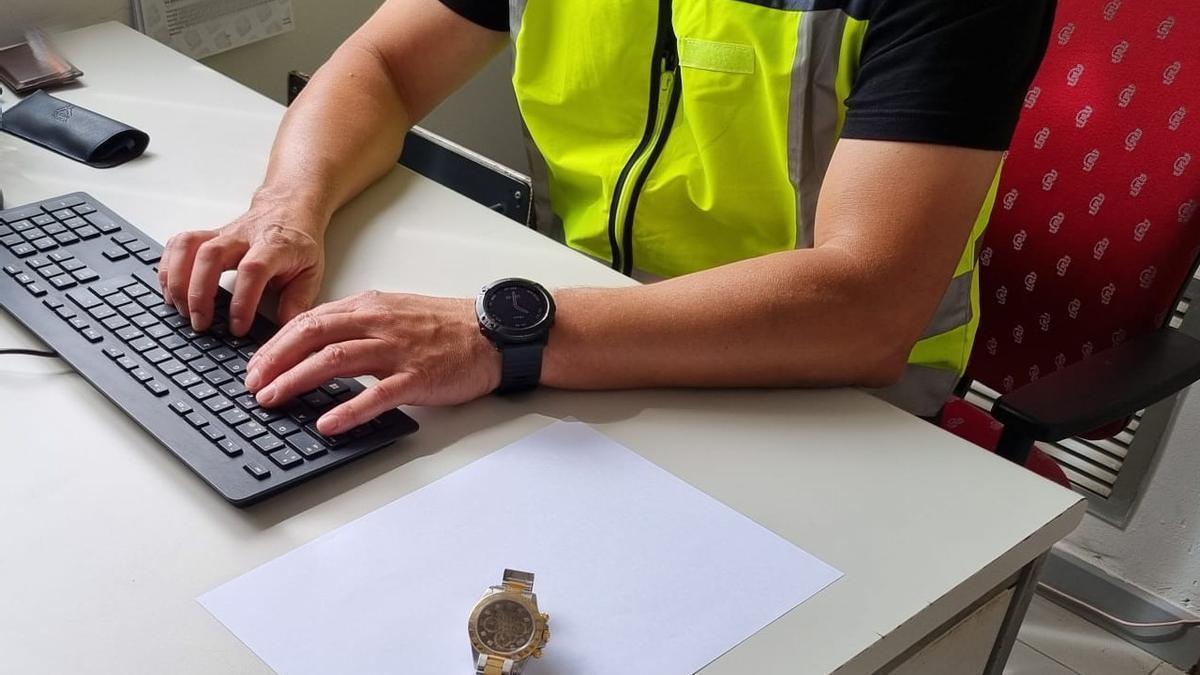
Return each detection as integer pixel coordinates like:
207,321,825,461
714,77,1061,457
0,91,149,168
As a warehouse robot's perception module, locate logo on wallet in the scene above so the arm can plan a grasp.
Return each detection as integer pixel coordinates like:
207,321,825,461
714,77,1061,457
52,105,74,122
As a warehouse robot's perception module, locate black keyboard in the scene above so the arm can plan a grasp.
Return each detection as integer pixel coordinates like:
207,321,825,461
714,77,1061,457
0,193,418,505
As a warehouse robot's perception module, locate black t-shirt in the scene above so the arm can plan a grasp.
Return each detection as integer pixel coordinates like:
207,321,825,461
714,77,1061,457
439,0,1055,151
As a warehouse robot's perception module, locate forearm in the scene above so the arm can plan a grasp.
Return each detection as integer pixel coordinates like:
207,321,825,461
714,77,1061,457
542,247,924,391
254,39,410,229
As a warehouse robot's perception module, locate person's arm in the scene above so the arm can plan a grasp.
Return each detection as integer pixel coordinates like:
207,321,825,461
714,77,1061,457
542,140,998,390
159,0,506,335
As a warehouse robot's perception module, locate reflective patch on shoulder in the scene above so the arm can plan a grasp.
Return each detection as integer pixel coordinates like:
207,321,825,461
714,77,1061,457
678,38,756,75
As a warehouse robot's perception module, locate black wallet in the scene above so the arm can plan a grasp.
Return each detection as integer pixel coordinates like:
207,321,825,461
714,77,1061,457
0,90,149,168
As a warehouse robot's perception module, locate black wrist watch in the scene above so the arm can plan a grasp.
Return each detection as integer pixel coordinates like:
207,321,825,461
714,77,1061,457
476,278,556,394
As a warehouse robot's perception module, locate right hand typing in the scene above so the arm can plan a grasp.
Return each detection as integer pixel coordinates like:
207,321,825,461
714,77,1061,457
158,196,327,336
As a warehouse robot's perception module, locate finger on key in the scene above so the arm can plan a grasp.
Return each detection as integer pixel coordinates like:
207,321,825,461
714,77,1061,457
246,293,359,373
244,309,363,392
318,373,415,436
255,339,382,407
228,251,276,337
164,230,216,314
187,237,246,331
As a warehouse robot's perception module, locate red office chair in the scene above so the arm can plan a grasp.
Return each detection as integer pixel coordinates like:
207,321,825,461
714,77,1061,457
937,1,1200,487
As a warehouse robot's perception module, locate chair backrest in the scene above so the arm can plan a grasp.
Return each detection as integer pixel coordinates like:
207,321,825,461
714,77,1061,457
286,71,533,226
966,2,1200,396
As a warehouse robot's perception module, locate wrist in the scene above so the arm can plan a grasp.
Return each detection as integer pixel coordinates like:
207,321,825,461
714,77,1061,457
250,183,332,235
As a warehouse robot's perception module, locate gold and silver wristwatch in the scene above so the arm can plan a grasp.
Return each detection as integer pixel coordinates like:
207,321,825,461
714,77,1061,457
468,569,550,674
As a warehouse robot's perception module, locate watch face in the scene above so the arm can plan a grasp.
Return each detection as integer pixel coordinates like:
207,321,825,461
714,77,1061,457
485,283,548,331
475,598,535,653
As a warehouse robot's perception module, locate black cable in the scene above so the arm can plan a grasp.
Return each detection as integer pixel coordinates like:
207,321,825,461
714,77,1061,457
0,348,59,358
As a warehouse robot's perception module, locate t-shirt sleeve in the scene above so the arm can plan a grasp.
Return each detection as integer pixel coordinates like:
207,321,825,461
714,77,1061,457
840,0,1057,151
438,0,510,32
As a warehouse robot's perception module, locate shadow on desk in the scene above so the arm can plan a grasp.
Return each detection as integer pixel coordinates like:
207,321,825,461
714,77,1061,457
237,386,884,528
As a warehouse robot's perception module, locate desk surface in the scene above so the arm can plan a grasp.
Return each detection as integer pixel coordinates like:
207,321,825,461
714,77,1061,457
0,23,1085,675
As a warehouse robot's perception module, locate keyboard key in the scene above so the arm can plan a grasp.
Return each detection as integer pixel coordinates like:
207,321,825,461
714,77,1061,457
144,379,168,396
219,381,247,398
144,348,171,364
50,208,74,220
136,294,162,309
216,438,243,457
102,347,124,360
151,304,178,319
53,231,80,246
285,431,327,459
31,214,55,226
112,232,138,245
238,345,259,360
10,243,35,257
267,448,303,470
178,326,200,340
254,435,285,454
88,304,117,320
42,296,65,310
102,247,129,261
48,251,72,263
235,394,259,410
220,408,251,426
191,358,218,374
44,222,67,236
25,284,47,297
243,462,270,479
268,418,300,437
145,324,173,340
81,328,103,343
2,264,19,276
158,359,186,376
172,371,202,388
286,403,317,424
305,424,348,448
102,316,130,331
188,383,218,400
320,379,354,397
90,281,122,297
169,400,193,415
58,259,84,273
235,420,268,440
31,237,58,252
47,274,76,290
9,216,37,230
249,407,283,423
75,225,101,240
130,368,154,382
106,292,133,307
115,326,143,341
173,345,201,360
185,412,208,428
54,305,77,320
68,317,88,331
203,396,234,414
203,368,234,386
88,215,121,234
201,425,225,442
224,335,253,348
115,303,142,319
135,250,161,264
124,283,153,298
208,346,236,362
164,314,188,328
116,356,139,370
224,358,248,375
124,239,150,253
300,391,333,409
27,257,52,269
193,336,221,351
71,267,99,283
14,272,34,285
72,203,96,216
129,337,156,352
67,288,102,309
132,314,157,328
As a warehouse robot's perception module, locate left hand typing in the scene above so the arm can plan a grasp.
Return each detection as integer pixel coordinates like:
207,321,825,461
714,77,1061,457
244,290,500,435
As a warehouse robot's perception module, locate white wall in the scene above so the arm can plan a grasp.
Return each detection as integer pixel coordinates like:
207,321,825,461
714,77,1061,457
1,0,529,171
1061,387,1200,614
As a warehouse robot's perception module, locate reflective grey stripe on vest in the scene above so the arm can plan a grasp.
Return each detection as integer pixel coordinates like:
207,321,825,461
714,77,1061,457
788,10,848,249
870,364,961,418
921,270,973,339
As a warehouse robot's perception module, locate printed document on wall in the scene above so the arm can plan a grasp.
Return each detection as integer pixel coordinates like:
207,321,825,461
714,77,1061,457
199,421,843,675
131,0,295,59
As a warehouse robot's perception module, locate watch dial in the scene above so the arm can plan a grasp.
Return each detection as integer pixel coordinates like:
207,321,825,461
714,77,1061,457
486,284,547,330
476,599,535,653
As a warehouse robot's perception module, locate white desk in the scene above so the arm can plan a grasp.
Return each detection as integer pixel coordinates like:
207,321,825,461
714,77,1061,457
0,23,1085,674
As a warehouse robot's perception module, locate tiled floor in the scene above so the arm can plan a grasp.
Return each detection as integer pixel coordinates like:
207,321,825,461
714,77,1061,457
1005,595,1189,675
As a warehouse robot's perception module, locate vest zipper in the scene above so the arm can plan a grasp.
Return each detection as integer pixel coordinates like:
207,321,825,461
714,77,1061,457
607,0,681,275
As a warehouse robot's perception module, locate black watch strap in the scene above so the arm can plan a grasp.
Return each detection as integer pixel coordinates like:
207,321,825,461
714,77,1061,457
497,343,544,394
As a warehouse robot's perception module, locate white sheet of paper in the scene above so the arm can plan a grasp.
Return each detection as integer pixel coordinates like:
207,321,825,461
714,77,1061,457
199,421,842,674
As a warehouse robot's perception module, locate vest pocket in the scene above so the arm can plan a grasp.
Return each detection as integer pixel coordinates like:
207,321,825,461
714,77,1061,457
678,38,756,75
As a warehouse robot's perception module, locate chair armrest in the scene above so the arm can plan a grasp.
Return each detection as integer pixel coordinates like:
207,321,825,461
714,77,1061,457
992,328,1200,443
